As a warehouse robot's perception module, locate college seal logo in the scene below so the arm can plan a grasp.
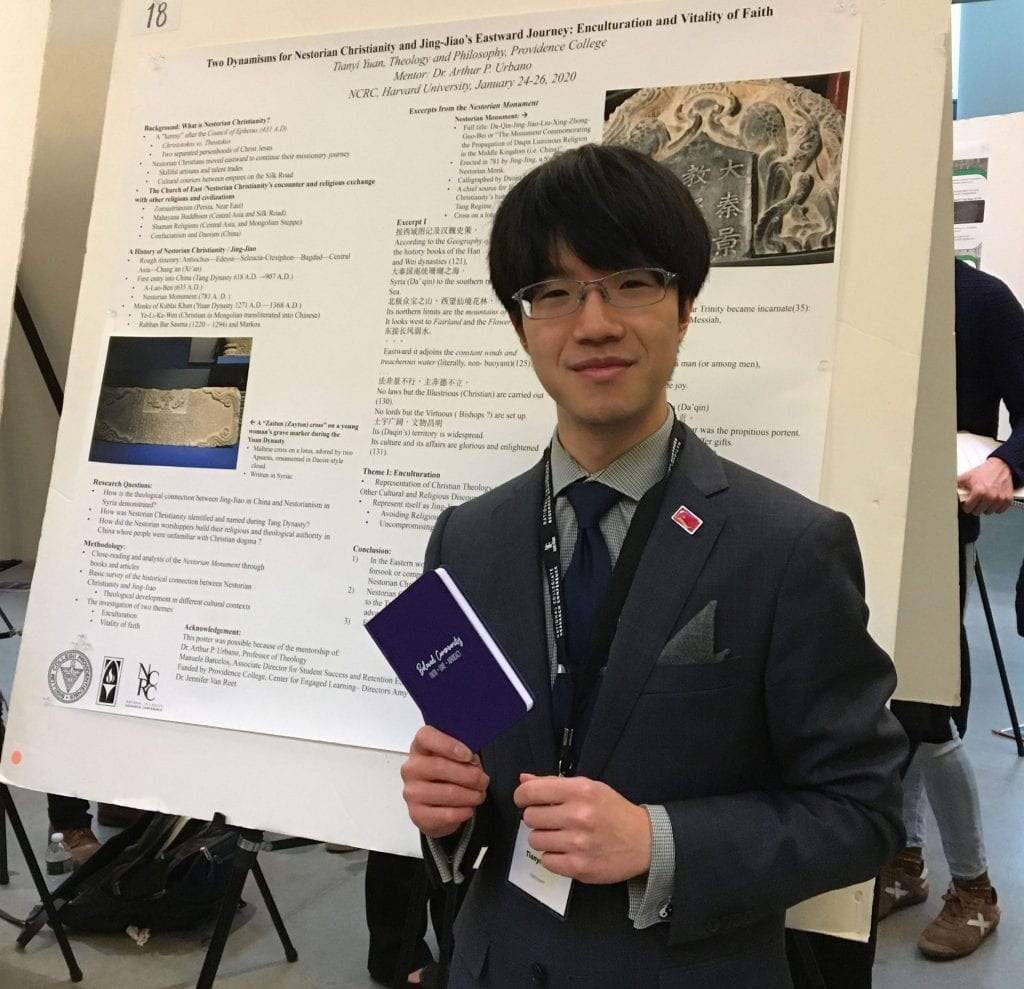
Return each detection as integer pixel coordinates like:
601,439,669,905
47,650,93,704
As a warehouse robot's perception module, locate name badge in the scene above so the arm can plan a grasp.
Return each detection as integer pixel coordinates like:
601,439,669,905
507,820,572,917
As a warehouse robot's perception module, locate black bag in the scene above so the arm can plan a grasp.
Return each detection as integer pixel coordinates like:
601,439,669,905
58,813,239,933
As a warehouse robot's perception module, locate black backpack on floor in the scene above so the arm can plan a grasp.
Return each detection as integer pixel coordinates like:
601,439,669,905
57,813,239,933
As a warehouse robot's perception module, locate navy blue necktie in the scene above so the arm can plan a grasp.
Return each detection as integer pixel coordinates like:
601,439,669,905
552,480,621,751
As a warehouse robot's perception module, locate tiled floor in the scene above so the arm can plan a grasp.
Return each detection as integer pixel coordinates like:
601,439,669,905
1,509,1022,986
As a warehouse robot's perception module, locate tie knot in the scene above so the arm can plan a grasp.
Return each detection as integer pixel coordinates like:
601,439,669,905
565,481,621,530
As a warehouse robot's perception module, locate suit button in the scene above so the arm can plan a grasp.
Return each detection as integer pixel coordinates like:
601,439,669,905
705,917,721,934
657,901,674,920
531,962,548,984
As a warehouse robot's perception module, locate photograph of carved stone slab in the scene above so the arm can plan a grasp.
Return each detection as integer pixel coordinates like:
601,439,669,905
94,386,241,447
604,76,849,266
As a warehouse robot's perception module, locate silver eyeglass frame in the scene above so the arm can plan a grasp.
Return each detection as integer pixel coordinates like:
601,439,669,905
510,267,679,319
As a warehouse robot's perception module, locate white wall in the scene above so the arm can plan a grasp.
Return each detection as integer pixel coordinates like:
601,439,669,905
0,0,120,559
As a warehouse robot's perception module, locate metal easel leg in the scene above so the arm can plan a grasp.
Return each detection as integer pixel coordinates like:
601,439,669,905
0,784,82,981
974,553,1024,756
194,825,297,989
0,602,19,640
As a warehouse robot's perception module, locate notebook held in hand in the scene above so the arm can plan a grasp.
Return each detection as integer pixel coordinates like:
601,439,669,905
365,567,534,752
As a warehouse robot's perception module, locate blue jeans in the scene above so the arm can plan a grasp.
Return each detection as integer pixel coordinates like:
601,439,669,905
902,721,987,880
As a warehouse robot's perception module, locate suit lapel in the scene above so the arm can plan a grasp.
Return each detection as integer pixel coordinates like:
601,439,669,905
484,462,558,774
577,430,729,781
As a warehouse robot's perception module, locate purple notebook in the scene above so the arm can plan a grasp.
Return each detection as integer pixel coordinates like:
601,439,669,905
365,568,534,752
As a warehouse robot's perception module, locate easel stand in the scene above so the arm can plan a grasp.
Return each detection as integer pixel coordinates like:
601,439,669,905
2,282,58,646
195,820,298,989
0,712,82,981
975,552,1024,756
0,560,21,640
0,603,19,641
15,811,299,988
5,293,299,985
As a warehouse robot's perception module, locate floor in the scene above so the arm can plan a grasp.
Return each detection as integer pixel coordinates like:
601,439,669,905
874,508,1024,987
1,511,1022,987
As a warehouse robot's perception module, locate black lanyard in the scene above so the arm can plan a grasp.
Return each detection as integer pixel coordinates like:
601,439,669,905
540,419,685,775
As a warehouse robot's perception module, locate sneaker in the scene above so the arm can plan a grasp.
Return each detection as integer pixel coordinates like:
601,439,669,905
878,856,929,920
918,883,1000,959
61,827,102,869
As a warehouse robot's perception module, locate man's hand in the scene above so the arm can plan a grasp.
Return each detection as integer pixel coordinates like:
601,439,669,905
957,457,1015,515
401,725,489,838
513,773,651,884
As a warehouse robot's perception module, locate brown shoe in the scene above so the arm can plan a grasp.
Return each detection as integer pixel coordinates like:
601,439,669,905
878,855,929,920
61,827,102,869
918,883,1000,959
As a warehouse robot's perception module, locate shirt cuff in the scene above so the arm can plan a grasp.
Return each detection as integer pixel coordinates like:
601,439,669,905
627,804,676,929
425,815,476,884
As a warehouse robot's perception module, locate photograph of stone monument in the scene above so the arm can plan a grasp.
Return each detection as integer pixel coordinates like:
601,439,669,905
89,336,251,469
604,73,850,266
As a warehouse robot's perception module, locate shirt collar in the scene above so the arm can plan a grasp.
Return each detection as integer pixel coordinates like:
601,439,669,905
550,406,675,503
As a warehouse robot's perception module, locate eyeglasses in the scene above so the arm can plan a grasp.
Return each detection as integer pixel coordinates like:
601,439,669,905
511,267,678,320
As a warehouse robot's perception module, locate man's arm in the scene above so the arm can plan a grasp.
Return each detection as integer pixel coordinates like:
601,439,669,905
654,511,906,944
402,725,489,838
957,456,1015,515
514,511,906,938
514,773,651,883
404,505,492,885
979,270,1024,487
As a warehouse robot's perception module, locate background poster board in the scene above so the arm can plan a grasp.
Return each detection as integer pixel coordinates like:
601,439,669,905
11,11,855,753
953,112,1024,492
0,4,50,410
2,0,957,942
953,141,987,268
954,112,1024,294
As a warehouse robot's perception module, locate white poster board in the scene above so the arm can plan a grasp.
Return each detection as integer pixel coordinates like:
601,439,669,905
954,112,1024,444
12,7,855,753
954,112,1024,295
0,4,50,410
2,0,957,941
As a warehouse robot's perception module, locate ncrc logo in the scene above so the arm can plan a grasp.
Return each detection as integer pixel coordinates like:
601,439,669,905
137,663,159,701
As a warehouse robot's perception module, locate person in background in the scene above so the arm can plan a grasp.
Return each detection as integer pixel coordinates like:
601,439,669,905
884,259,1024,960
46,795,144,868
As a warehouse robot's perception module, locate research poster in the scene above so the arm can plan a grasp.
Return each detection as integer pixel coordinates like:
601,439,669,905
953,142,988,267
15,1,859,753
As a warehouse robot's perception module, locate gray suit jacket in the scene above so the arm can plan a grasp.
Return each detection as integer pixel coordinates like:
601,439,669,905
425,426,907,987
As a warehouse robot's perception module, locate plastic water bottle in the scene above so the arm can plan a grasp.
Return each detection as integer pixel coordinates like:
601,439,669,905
45,832,73,876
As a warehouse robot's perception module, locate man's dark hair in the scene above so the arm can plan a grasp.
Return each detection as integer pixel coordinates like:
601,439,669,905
488,143,711,325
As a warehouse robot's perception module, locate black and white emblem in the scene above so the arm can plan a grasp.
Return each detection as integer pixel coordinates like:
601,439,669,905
96,657,123,706
47,650,93,704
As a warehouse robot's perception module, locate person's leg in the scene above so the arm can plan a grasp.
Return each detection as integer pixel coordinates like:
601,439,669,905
953,538,975,737
877,749,931,920
917,726,985,882
365,850,434,985
901,749,927,851
46,794,100,868
46,794,92,830
915,723,999,959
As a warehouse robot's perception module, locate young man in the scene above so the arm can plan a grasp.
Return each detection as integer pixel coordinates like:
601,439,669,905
401,144,907,986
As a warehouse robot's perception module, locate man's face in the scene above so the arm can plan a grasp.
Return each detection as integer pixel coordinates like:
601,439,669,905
514,245,690,448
